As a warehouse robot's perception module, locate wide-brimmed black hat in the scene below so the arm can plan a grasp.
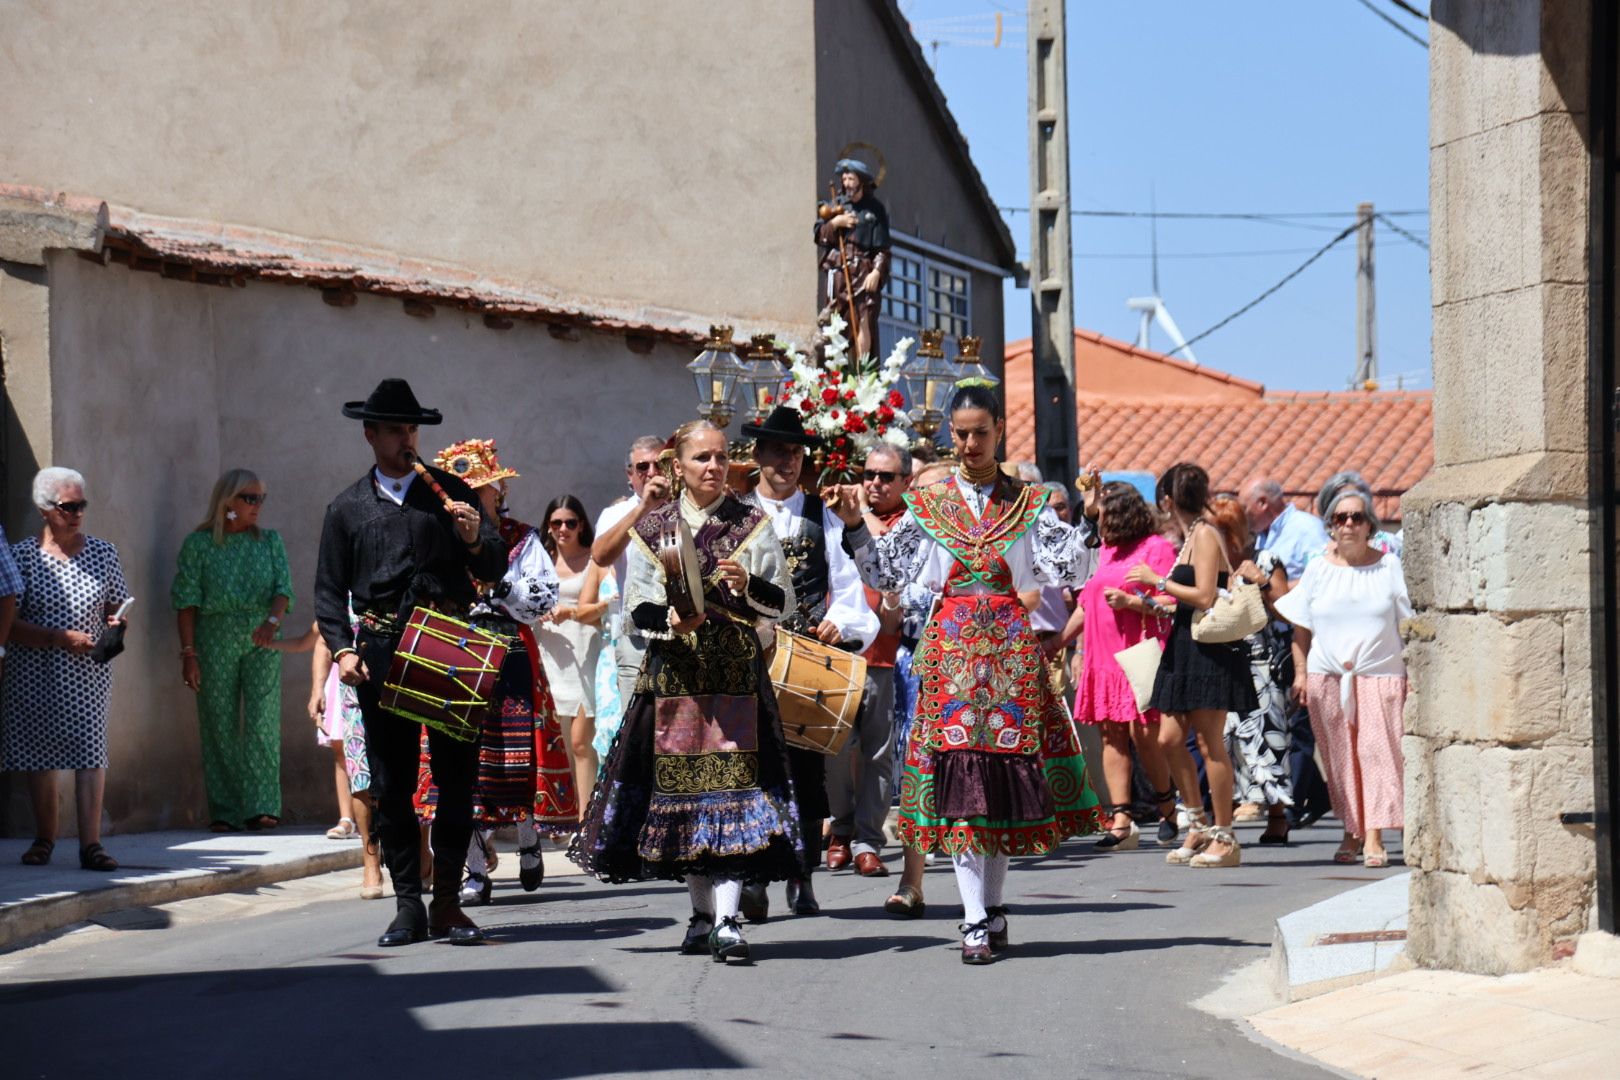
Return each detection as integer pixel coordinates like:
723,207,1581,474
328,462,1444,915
342,378,443,425
741,405,822,448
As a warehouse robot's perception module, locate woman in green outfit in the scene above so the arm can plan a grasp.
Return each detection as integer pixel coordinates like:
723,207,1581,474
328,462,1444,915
172,469,293,832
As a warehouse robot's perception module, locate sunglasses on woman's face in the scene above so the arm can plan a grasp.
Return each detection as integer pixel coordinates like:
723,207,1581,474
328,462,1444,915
51,500,88,515
236,493,267,506
549,518,581,530
1331,511,1369,528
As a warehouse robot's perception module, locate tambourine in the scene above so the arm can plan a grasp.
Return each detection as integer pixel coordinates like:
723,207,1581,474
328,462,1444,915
657,517,706,621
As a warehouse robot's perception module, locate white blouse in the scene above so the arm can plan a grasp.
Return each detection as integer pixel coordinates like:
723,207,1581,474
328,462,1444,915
1274,552,1412,680
849,479,1091,597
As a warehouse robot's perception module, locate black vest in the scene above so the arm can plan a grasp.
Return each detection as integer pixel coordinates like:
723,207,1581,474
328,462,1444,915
772,491,829,636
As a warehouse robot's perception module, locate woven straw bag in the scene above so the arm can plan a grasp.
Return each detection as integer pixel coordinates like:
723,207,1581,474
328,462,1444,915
1190,542,1267,644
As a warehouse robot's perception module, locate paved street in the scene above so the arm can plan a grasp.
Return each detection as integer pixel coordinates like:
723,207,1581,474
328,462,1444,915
1,824,1391,1080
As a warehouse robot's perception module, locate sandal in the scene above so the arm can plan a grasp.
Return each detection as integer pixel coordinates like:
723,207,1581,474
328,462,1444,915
326,817,357,839
1364,850,1390,869
79,843,119,872
208,820,242,834
21,837,54,866
1333,838,1365,864
883,883,927,918
244,815,281,832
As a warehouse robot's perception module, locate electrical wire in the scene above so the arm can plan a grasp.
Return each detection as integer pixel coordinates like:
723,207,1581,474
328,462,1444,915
1386,0,1430,23
1352,0,1428,47
1160,221,1361,359
998,206,1429,219
1375,212,1431,251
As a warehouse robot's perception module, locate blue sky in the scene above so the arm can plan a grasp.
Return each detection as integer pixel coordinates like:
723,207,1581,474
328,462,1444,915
902,0,1432,392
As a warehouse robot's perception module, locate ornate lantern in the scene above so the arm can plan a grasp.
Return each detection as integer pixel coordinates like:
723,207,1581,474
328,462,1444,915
900,328,956,449
954,335,999,387
686,325,746,427
735,333,786,425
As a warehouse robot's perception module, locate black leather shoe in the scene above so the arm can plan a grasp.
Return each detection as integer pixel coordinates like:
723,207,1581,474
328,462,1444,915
428,898,485,945
708,916,751,963
680,910,714,955
378,903,428,948
786,876,820,915
985,905,1010,952
739,882,770,923
518,842,545,892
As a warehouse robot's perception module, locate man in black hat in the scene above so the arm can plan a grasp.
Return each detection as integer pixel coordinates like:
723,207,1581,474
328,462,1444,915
815,157,891,362
314,378,507,947
737,405,877,919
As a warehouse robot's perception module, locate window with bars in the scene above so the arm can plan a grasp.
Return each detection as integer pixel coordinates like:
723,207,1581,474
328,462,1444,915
877,246,972,360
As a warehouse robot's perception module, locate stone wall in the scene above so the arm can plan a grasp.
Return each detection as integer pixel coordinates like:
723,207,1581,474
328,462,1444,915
1402,0,1596,973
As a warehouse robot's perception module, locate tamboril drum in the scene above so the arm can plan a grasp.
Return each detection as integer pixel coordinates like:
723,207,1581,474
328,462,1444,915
381,607,509,741
769,627,866,756
658,517,705,621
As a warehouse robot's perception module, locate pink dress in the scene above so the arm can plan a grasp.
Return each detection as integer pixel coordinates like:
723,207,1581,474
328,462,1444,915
1074,535,1177,725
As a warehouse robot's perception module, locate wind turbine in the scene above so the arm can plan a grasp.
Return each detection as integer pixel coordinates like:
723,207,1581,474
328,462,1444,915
1125,191,1200,365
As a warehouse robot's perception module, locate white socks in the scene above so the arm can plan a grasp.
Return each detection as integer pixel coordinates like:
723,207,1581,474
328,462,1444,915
687,874,713,916
951,850,1010,945
465,829,491,878
713,878,743,922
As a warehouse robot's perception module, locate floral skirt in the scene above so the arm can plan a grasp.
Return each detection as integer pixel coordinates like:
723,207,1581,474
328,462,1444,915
898,593,1102,855
569,617,803,884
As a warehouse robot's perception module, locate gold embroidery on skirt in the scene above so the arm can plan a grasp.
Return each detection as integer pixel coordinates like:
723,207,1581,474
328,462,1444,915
654,752,760,794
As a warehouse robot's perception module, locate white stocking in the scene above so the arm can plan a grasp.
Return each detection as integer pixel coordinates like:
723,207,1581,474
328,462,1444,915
686,874,714,916
951,851,989,945
712,877,743,922
465,829,491,878
982,853,1009,908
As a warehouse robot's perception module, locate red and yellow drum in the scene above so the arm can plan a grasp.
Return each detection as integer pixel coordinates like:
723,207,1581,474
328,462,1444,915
381,607,508,741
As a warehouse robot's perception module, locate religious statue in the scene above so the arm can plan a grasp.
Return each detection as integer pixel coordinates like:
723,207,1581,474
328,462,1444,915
815,157,891,364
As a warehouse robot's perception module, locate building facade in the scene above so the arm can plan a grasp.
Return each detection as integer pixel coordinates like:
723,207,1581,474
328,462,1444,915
0,0,1015,834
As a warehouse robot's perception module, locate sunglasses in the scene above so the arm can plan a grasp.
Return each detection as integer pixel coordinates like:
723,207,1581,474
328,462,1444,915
1331,511,1369,527
862,469,905,483
630,461,658,474
236,493,268,506
51,500,88,515
549,518,581,529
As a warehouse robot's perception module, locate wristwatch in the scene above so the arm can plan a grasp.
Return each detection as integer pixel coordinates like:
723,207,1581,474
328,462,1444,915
266,615,282,626
0,645,7,659
1156,576,1169,592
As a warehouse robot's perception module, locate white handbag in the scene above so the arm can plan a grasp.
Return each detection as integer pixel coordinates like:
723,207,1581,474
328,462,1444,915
1113,635,1163,713
1190,543,1267,644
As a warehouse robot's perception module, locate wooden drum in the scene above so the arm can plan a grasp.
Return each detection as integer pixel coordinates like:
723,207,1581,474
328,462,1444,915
768,627,866,756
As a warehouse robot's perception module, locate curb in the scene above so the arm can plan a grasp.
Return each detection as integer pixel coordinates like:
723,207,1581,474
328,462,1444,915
0,847,364,952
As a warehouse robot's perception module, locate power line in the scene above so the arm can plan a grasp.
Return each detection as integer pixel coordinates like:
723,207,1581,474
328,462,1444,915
1375,212,1431,251
1161,221,1362,359
998,206,1428,219
1352,0,1428,47
1386,0,1430,23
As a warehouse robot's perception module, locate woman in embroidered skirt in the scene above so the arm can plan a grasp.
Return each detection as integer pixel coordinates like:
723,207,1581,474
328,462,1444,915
570,421,802,963
830,384,1102,965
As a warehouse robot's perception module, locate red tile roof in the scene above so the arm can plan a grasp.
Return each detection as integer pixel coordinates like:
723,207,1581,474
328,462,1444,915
1002,333,1432,522
1,182,785,347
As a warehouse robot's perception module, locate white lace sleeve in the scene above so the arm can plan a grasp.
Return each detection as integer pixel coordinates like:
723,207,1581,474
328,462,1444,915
847,511,928,593
1033,508,1096,588
491,532,561,626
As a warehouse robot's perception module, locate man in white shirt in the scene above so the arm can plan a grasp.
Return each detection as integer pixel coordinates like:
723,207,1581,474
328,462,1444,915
738,406,878,918
590,435,669,704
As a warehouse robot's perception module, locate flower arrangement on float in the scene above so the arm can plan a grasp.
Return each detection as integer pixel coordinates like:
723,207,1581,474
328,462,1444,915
769,314,915,482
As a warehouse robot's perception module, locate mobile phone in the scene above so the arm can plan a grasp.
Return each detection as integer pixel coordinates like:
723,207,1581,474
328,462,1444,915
112,597,135,621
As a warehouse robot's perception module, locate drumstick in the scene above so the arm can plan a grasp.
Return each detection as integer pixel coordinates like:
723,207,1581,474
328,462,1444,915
402,450,457,512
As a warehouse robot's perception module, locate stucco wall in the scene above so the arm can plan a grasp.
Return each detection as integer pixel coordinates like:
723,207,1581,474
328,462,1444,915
1402,0,1596,974
18,251,700,835
0,0,819,328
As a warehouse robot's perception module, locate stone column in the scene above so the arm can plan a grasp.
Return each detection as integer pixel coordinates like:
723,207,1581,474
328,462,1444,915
1403,0,1596,974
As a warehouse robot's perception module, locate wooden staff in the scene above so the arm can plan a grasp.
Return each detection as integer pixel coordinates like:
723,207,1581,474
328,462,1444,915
825,182,861,352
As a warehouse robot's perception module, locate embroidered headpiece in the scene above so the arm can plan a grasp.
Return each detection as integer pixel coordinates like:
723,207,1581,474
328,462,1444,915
433,438,518,489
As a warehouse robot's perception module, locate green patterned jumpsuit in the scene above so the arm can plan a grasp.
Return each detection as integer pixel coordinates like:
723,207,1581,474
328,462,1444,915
171,529,293,826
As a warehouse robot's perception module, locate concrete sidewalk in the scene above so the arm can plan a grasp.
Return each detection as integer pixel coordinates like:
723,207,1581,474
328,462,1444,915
0,829,365,951
1250,941,1620,1078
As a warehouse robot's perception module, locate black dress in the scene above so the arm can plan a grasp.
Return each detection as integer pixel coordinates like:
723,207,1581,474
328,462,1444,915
1148,563,1260,715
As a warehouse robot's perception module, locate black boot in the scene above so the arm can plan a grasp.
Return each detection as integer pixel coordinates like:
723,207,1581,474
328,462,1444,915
739,882,770,923
377,899,427,947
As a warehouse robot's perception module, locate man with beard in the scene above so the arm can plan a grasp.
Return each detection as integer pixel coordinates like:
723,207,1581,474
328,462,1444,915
315,379,507,947
815,157,891,362
738,405,878,918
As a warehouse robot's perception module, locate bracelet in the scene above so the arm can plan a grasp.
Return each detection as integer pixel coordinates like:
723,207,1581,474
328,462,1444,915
879,595,900,612
332,647,358,661
180,647,197,658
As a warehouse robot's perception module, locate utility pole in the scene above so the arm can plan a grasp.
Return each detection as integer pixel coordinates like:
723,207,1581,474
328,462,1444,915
1353,201,1378,389
1027,0,1076,483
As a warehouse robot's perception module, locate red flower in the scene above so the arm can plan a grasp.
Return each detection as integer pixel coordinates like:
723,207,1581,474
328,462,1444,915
830,409,840,419
821,387,840,405
887,389,905,408
763,392,774,404
876,404,895,424
843,389,856,402
843,414,867,434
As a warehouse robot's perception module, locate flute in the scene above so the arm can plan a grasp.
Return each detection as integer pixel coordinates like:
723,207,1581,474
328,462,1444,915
402,450,457,511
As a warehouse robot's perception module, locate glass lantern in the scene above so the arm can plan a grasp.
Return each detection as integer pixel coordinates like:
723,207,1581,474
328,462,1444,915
735,333,785,425
900,328,957,446
687,325,745,427
954,335,999,387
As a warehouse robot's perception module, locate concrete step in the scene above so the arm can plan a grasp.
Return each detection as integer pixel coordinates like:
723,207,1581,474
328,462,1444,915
1271,870,1410,1002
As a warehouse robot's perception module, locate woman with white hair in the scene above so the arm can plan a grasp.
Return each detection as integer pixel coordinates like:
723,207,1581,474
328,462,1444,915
5,467,131,870
171,468,293,833
1275,480,1411,868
